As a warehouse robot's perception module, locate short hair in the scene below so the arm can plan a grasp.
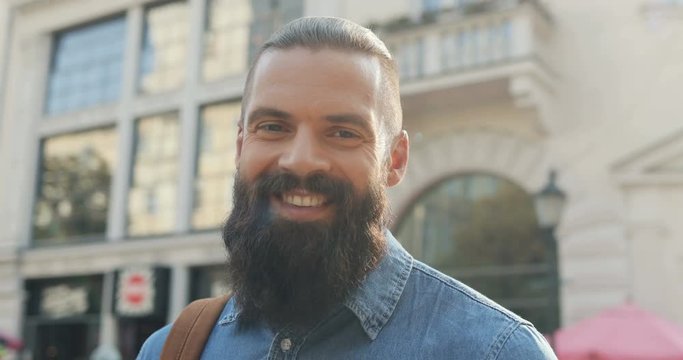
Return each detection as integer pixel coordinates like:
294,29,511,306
240,17,402,138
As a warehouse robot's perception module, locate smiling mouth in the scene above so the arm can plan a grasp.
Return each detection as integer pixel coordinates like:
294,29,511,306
280,192,327,207
271,189,335,222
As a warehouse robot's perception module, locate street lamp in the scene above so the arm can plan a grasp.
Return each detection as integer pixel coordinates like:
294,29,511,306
533,170,567,339
534,170,567,229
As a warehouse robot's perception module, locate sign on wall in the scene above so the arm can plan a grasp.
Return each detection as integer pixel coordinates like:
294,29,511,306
114,266,169,319
41,284,89,318
25,275,103,319
116,268,154,316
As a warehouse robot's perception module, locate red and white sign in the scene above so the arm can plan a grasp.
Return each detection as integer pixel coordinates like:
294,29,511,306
116,268,155,316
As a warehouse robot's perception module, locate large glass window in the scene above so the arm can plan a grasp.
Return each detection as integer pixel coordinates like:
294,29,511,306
128,113,180,236
139,1,189,94
192,102,240,230
46,16,126,115
32,128,117,245
396,173,558,334
202,0,303,82
247,0,304,64
202,0,253,81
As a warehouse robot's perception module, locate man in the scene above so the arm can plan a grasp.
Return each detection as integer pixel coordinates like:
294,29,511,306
138,17,557,359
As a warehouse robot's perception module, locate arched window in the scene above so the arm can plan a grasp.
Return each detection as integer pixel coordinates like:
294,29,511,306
396,173,557,334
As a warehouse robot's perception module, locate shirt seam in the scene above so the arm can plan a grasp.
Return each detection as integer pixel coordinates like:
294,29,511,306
487,320,522,360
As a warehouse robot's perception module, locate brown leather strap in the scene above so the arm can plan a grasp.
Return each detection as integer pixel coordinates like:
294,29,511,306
160,295,231,360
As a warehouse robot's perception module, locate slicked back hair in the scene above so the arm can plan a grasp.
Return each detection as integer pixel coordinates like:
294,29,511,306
240,17,402,138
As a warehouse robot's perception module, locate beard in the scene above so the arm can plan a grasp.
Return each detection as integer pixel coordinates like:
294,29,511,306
222,170,388,329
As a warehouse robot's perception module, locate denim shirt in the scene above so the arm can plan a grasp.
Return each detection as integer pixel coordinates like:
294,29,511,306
137,232,557,359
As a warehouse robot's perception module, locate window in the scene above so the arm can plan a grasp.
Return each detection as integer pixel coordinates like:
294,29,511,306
247,0,304,63
32,128,117,245
128,113,179,236
192,102,240,229
189,265,231,301
202,0,304,82
45,17,126,115
139,1,189,94
202,0,253,81
396,173,558,334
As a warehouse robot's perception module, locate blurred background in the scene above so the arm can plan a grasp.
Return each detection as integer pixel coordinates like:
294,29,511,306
0,0,682,359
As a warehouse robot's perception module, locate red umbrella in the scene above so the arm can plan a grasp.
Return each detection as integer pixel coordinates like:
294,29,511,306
0,331,23,351
555,303,683,360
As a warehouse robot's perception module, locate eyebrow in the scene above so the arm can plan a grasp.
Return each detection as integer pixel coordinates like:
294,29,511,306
246,107,292,125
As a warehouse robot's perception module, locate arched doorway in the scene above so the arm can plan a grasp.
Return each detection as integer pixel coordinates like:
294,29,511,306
396,172,557,334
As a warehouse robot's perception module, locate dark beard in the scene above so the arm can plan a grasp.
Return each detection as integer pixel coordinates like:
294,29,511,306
222,171,388,329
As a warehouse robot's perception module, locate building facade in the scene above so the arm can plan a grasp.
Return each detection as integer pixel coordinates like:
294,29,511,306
1,0,682,358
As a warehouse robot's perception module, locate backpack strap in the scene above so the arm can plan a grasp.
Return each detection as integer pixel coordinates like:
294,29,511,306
160,295,231,360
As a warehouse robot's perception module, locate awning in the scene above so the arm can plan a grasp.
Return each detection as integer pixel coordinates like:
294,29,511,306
555,303,683,360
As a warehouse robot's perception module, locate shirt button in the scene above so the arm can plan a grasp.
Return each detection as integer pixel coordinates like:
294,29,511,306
280,338,292,352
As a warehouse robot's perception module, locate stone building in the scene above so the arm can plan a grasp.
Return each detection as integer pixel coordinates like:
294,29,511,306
1,0,682,357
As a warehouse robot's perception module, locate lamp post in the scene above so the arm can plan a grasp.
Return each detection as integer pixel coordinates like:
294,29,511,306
533,170,567,340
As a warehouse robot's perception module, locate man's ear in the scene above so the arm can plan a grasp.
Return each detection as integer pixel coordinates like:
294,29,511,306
235,126,244,169
386,130,409,187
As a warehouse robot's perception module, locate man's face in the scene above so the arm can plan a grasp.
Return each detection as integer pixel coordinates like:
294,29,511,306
237,47,395,222
224,47,408,328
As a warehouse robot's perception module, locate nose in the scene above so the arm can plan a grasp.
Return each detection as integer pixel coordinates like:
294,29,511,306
278,128,332,177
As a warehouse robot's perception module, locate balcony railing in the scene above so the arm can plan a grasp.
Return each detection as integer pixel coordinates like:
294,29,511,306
377,0,552,82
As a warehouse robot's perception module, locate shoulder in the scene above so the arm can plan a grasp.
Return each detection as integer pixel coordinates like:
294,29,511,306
136,324,171,360
400,261,556,359
496,323,557,359
407,260,524,323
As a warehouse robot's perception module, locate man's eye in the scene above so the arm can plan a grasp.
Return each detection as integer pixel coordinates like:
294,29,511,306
333,130,359,139
257,123,285,132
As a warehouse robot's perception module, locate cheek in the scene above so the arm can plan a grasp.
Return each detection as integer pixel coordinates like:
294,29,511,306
338,150,381,190
238,142,277,180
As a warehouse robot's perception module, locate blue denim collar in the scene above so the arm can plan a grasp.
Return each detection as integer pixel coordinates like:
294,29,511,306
219,231,414,341
343,231,414,340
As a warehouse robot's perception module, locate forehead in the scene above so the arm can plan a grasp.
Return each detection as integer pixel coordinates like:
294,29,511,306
247,47,382,120
253,47,381,89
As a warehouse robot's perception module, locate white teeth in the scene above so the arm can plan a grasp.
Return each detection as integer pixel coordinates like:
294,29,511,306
293,195,303,206
283,193,324,207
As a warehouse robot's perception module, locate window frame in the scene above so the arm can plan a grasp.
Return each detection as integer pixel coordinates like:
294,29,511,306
190,99,241,231
126,111,181,238
44,13,128,117
137,0,191,95
30,125,118,247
